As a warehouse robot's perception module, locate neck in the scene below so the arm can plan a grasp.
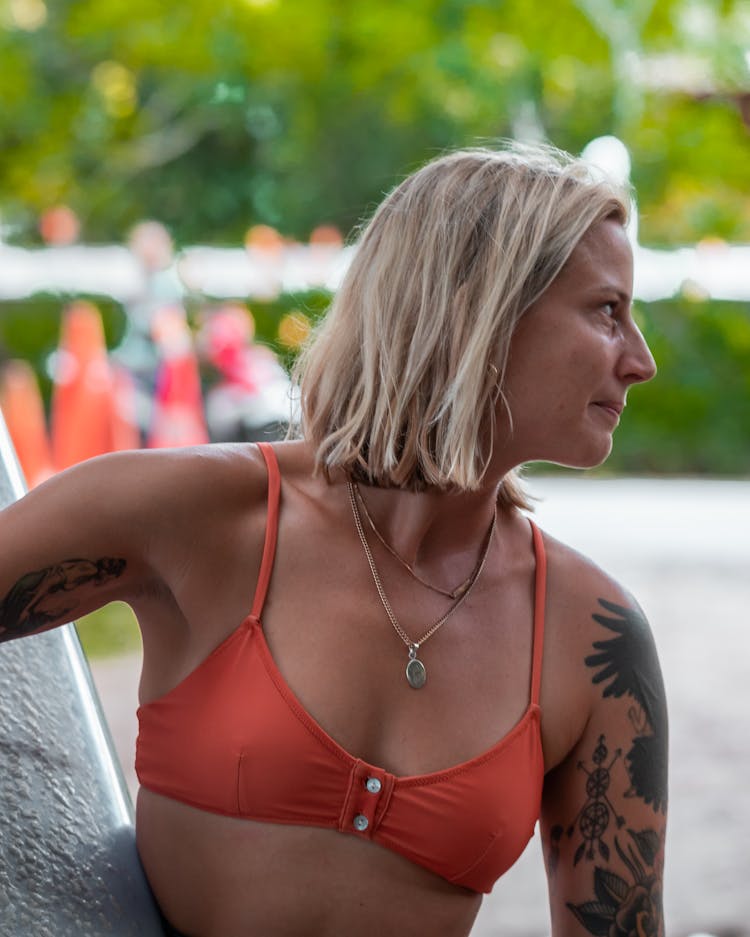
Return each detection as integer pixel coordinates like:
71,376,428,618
352,481,502,577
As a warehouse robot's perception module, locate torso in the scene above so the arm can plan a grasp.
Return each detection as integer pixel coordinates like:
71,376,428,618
129,441,598,937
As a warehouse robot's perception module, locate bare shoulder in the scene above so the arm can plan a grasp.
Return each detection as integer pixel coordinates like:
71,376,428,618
537,529,663,771
3,442,268,524
137,442,269,514
98,441,270,511
109,443,277,579
542,530,644,652
0,443,273,607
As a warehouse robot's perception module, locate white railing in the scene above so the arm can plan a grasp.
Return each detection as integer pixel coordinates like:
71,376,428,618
0,239,747,304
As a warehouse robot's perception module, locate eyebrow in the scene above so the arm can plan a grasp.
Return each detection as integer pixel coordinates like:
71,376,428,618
588,285,632,304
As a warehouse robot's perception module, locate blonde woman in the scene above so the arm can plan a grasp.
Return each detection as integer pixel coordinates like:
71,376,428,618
0,145,666,937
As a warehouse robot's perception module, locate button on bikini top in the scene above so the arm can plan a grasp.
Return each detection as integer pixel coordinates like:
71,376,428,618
136,443,547,894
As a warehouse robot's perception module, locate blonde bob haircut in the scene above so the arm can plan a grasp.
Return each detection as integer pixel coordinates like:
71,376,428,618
293,143,629,508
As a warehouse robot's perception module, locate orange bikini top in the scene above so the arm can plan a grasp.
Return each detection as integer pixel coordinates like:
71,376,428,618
136,443,547,894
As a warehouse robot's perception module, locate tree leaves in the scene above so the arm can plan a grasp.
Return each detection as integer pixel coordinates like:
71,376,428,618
1,0,748,245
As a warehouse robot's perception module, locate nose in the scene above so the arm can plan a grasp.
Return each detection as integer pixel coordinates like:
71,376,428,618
619,321,656,386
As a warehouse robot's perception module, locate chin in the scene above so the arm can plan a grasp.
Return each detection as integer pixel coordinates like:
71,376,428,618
546,439,614,470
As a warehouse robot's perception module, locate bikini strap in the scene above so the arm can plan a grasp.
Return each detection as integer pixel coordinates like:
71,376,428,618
249,442,281,621
528,519,547,707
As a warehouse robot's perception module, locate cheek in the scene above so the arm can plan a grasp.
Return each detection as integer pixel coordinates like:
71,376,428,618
504,322,602,415
505,361,567,416
561,343,606,395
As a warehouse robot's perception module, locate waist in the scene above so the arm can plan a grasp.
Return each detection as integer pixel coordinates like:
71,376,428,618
137,788,482,937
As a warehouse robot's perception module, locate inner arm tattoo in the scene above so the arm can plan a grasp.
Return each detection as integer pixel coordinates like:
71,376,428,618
0,558,126,642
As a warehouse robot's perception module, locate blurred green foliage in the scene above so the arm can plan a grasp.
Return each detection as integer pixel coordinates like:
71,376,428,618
1,0,749,246
75,601,141,658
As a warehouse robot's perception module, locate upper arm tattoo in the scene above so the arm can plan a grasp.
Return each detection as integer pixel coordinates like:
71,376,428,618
567,733,624,866
547,599,667,936
585,599,668,814
0,558,126,642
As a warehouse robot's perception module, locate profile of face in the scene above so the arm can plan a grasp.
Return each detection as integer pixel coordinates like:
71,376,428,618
499,218,656,469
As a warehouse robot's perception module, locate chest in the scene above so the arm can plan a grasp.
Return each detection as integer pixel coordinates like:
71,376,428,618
258,552,536,778
136,617,545,893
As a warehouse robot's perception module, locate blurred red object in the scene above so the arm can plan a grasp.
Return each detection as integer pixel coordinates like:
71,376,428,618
0,360,54,487
147,306,209,448
309,225,343,247
197,303,291,442
244,224,284,254
50,300,121,469
39,205,80,246
199,304,259,392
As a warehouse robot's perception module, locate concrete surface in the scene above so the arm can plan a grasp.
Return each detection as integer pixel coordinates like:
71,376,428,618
89,476,750,937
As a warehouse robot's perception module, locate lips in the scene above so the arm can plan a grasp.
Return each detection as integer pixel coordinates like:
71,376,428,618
593,401,624,416
591,400,624,423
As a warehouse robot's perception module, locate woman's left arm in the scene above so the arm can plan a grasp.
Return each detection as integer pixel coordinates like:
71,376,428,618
541,594,668,937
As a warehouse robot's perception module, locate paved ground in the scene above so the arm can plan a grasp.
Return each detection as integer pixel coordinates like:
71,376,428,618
90,477,750,937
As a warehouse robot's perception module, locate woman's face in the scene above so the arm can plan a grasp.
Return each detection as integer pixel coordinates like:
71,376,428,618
499,218,656,469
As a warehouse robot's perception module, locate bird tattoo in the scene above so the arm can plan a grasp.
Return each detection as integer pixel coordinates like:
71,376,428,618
585,599,668,814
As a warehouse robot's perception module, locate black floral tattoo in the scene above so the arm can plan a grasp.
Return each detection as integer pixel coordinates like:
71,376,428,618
585,599,668,813
0,558,126,642
567,827,664,937
567,734,625,865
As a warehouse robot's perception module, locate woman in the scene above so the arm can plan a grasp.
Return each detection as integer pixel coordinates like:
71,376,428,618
0,145,667,937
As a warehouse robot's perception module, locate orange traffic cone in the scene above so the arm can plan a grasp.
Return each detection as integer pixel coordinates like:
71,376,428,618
50,300,117,470
0,359,54,487
147,306,209,448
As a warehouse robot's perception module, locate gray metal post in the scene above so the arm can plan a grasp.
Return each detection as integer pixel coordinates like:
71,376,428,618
0,416,165,935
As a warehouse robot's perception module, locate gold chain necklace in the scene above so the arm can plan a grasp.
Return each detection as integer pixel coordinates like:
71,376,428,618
352,481,478,599
347,480,496,689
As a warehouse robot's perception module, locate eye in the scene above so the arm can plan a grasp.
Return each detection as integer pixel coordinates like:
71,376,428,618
601,301,618,318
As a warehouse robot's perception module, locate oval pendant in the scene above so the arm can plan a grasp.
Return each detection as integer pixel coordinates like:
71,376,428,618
406,657,427,689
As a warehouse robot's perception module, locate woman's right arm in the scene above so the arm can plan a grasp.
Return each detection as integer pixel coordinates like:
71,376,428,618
0,450,179,644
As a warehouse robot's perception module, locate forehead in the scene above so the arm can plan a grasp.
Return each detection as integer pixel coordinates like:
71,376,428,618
557,219,633,290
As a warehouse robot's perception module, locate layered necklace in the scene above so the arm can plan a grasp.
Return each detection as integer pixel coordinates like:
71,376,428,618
348,481,496,689
354,483,478,599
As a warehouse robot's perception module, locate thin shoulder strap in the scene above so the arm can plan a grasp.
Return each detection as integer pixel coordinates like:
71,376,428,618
528,519,547,707
249,442,281,621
